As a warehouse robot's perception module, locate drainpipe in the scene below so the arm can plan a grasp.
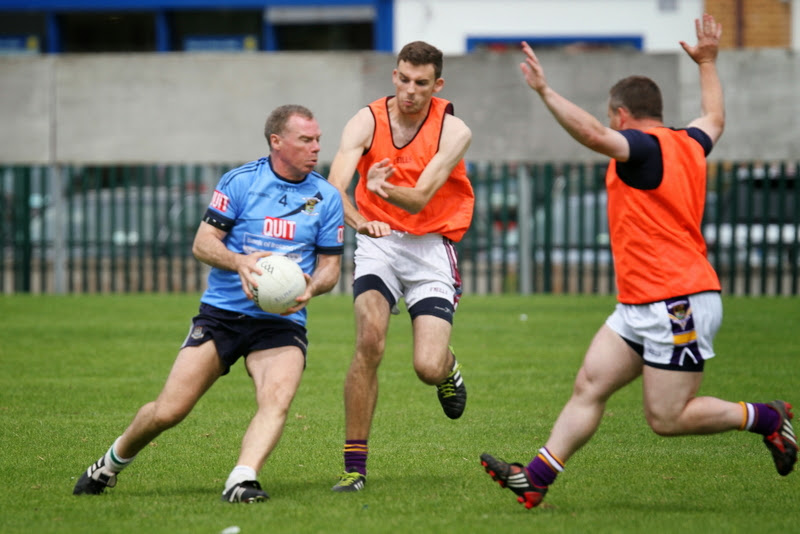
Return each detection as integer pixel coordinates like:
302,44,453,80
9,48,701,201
736,0,745,48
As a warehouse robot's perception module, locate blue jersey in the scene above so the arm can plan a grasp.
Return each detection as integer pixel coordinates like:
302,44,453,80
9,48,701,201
200,157,344,325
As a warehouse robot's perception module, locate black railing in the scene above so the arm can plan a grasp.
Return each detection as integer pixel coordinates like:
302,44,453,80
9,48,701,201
2,161,798,296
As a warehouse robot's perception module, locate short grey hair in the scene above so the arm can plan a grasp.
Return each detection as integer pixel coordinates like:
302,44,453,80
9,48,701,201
264,104,315,150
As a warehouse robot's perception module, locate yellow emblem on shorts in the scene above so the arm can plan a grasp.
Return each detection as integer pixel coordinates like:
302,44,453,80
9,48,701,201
668,303,692,329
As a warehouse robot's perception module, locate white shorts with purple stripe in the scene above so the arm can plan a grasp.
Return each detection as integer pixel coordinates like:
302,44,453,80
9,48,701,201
605,291,722,371
354,231,462,314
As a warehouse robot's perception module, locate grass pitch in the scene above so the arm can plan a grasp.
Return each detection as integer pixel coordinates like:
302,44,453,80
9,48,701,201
0,293,797,533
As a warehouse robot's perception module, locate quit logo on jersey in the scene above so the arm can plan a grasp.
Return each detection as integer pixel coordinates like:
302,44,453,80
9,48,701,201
263,216,296,240
210,190,229,212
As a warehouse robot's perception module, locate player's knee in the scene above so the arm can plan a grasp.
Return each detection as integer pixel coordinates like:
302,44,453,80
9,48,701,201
256,385,295,413
352,346,384,376
645,411,682,436
571,373,591,398
255,396,292,422
413,363,436,384
356,331,386,360
571,368,607,403
151,402,190,430
413,356,449,385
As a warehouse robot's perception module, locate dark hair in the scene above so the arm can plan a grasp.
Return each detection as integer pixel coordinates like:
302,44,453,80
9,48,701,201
397,41,444,79
608,76,663,121
264,104,315,150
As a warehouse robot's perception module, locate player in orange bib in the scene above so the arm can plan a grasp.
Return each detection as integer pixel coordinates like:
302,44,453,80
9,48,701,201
328,41,474,492
480,14,796,509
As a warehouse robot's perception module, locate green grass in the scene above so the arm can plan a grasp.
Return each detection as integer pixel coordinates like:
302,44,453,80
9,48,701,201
0,293,798,534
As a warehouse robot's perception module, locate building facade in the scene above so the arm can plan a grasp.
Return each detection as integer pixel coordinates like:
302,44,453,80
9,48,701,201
0,0,797,55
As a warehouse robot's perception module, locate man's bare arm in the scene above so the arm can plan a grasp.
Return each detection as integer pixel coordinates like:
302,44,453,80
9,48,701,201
682,14,725,144
366,114,472,214
328,108,392,237
519,41,630,161
192,221,269,300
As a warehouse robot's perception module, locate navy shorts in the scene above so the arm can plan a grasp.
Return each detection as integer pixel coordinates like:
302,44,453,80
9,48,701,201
181,303,308,375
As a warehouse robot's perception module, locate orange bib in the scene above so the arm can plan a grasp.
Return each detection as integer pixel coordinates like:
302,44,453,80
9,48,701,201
355,96,474,242
606,127,720,304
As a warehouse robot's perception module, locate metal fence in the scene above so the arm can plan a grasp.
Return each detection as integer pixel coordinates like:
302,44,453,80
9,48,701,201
2,161,798,296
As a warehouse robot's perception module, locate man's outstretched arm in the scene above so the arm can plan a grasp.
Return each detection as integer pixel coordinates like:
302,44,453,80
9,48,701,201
682,13,725,145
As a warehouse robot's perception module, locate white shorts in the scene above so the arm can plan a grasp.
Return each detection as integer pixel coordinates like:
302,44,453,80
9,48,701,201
605,291,722,371
353,231,461,314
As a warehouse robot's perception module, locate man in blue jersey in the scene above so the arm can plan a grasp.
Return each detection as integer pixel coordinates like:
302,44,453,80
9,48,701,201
73,104,345,503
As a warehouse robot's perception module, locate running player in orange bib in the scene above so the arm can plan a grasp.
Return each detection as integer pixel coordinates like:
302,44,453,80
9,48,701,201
480,14,796,509
328,41,474,492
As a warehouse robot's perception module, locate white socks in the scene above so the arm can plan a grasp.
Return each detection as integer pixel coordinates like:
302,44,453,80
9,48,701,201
104,437,136,473
224,465,257,492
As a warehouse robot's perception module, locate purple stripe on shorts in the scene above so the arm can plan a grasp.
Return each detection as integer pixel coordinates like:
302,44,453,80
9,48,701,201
665,296,703,368
443,237,462,307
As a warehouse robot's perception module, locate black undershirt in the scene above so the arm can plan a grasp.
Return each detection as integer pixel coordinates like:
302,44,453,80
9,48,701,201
616,128,713,190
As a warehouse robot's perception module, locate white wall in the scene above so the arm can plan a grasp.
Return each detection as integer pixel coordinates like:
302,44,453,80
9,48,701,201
794,0,800,51
394,0,705,54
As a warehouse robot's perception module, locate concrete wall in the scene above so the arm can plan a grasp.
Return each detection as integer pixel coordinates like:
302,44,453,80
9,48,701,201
1,48,798,165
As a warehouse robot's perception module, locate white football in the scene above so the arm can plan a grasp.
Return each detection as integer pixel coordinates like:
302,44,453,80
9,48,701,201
251,255,306,314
